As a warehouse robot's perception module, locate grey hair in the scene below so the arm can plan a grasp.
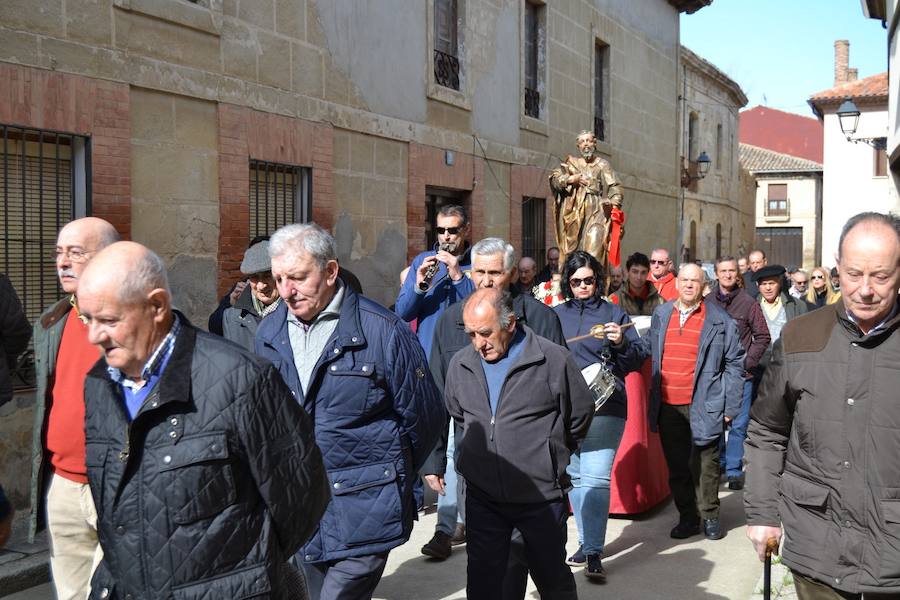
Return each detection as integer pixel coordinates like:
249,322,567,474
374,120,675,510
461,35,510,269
472,237,516,272
438,204,468,226
269,223,337,270
838,211,900,258
462,288,516,329
120,248,170,304
677,262,706,283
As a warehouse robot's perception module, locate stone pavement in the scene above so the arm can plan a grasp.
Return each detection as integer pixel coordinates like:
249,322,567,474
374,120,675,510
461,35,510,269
0,512,49,598
2,487,777,599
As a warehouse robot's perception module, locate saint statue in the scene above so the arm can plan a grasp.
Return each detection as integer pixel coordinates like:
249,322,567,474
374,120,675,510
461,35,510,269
549,131,625,282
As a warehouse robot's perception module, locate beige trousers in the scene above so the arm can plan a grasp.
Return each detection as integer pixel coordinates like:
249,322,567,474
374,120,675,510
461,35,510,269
47,474,103,600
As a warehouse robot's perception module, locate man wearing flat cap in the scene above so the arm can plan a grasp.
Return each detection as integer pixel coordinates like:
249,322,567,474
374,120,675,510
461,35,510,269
753,264,808,369
223,238,281,351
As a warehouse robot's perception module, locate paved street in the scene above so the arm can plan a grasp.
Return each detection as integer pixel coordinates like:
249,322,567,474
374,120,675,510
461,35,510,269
3,486,767,600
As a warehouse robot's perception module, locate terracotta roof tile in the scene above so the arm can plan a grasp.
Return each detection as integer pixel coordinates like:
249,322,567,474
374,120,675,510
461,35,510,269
739,143,823,173
809,72,888,105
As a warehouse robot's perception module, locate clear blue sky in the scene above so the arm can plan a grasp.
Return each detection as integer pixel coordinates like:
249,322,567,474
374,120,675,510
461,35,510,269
681,0,887,116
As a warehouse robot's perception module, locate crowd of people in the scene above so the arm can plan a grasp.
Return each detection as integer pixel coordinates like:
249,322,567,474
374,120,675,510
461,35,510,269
0,206,897,600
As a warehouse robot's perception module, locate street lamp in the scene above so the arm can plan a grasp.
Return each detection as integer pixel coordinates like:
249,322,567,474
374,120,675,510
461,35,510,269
836,97,886,150
681,150,712,187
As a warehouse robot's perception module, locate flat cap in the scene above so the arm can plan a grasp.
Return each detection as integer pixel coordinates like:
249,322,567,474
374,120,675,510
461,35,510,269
753,264,786,282
240,240,271,275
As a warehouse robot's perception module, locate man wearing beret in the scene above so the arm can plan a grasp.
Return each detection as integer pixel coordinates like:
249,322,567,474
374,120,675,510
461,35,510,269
222,239,282,351
754,265,809,370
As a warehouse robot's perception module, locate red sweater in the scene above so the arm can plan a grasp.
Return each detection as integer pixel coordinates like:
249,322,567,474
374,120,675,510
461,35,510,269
46,311,99,483
651,272,678,301
660,303,705,405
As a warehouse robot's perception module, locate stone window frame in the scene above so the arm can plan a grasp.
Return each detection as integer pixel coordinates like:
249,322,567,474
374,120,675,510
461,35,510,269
519,0,548,136
112,0,223,36
426,0,471,111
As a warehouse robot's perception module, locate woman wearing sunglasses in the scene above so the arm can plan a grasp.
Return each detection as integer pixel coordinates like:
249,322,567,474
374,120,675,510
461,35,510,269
805,265,841,308
552,250,648,581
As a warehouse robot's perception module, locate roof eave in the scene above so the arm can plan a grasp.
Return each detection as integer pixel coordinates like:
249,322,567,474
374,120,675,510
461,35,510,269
670,0,713,14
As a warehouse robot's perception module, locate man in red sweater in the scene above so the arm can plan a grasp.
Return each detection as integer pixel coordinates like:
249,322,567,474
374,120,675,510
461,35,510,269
646,264,745,541
648,248,678,301
29,217,119,600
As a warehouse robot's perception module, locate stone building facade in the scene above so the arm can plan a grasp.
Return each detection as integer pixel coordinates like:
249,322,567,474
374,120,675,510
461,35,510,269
678,46,753,264
0,0,709,508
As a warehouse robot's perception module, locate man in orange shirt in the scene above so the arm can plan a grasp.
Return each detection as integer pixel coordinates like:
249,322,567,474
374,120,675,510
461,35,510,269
28,217,120,600
648,248,678,301
646,264,745,541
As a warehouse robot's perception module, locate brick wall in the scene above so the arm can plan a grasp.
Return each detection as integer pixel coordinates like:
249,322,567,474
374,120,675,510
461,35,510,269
217,103,334,296
0,63,131,237
406,142,485,261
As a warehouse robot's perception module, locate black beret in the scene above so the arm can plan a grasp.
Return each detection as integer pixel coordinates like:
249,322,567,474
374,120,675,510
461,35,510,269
753,264,786,282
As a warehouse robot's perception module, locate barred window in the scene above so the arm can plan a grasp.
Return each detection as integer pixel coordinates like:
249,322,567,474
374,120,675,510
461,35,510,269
521,196,546,262
249,160,312,238
0,124,90,389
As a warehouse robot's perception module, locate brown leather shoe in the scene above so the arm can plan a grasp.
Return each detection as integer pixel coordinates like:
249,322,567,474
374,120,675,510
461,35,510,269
450,523,466,546
421,531,452,560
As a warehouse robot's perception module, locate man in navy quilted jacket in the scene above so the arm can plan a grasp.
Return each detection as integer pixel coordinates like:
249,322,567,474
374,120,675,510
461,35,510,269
257,223,445,600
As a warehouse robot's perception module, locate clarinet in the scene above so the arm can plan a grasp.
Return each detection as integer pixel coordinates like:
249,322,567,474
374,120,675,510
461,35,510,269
418,243,452,292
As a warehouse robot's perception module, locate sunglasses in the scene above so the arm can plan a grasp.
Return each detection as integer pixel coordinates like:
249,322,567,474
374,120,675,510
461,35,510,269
811,274,825,280
435,227,461,235
650,259,668,265
569,276,596,288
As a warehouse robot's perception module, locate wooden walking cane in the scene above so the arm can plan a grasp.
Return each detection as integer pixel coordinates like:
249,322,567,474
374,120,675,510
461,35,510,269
763,537,779,600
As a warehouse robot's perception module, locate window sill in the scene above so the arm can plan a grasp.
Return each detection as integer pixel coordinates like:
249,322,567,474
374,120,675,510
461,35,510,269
764,214,791,223
113,0,222,36
427,82,471,112
519,114,548,137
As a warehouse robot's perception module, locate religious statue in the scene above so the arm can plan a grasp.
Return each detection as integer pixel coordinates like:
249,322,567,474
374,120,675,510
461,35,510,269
549,131,625,282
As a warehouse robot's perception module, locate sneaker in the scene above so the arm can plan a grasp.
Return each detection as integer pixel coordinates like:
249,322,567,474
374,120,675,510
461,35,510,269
566,545,586,566
727,477,744,491
450,523,466,546
421,531,452,559
584,554,606,582
670,519,700,539
703,518,724,540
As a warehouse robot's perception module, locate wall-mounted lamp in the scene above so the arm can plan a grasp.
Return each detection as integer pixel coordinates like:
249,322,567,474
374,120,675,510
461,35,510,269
836,98,886,150
681,151,711,187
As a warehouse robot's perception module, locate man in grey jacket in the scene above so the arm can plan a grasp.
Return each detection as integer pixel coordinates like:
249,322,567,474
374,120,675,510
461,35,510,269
745,212,900,599
444,288,593,600
647,263,745,541
222,239,281,351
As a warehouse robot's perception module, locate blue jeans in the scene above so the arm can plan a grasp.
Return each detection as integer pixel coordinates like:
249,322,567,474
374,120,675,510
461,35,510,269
436,423,465,534
566,415,626,556
721,377,755,478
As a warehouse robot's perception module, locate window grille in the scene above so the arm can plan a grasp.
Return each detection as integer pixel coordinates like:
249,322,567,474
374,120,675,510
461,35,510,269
434,0,460,90
249,160,312,238
521,196,546,262
524,2,540,118
594,43,608,141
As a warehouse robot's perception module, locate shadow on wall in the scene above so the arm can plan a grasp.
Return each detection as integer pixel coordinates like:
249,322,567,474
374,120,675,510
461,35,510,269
334,214,407,308
168,254,217,328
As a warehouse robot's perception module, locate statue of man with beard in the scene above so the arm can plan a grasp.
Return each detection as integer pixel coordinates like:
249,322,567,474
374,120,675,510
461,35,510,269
549,131,624,279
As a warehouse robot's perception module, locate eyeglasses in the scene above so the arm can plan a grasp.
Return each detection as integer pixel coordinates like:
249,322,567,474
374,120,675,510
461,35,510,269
54,248,94,263
811,274,825,280
569,276,596,288
435,227,461,235
650,259,668,265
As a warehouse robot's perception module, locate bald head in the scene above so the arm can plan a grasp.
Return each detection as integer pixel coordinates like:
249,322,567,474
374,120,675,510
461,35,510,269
518,257,537,287
77,242,173,380
462,288,517,362
676,263,705,306
55,217,120,293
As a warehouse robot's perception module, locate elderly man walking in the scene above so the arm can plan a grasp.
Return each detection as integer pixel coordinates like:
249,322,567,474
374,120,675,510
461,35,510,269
745,212,900,599
77,241,329,599
256,223,444,600
27,217,118,600
647,263,745,540
444,288,594,600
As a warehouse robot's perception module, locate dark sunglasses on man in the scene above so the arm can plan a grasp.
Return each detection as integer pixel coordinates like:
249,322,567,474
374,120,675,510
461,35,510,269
435,227,461,235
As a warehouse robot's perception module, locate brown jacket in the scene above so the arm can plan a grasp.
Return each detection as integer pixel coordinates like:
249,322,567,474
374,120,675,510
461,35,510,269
744,303,900,594
611,282,664,316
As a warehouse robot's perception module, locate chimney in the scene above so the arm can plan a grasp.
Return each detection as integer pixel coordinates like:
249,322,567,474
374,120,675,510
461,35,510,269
848,67,858,82
835,39,849,85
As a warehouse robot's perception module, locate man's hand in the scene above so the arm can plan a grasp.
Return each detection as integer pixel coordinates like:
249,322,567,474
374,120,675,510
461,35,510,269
229,280,248,306
424,474,446,496
416,256,439,289
724,415,733,424
434,250,462,281
747,525,782,562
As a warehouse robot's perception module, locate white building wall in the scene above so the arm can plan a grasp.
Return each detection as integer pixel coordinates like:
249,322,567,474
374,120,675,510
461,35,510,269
821,107,895,267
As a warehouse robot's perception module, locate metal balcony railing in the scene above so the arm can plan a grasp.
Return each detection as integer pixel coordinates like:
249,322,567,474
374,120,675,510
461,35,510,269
594,116,605,141
765,197,790,218
524,87,540,118
433,49,461,91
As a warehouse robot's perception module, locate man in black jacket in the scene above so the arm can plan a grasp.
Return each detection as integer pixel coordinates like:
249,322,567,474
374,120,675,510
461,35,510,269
0,273,30,407
421,237,565,564
445,288,593,600
76,241,330,600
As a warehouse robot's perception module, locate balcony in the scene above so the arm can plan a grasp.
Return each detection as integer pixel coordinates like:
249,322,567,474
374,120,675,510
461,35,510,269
764,197,790,221
433,49,460,91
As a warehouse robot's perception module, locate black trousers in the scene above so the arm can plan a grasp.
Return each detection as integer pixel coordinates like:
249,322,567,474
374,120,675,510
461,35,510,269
300,552,389,600
466,489,577,600
658,403,721,521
